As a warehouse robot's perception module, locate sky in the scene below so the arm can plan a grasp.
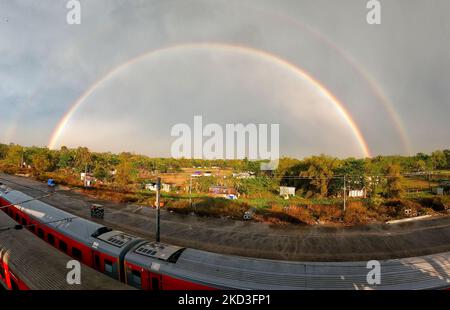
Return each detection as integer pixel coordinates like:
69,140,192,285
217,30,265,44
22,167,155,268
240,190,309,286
0,0,449,159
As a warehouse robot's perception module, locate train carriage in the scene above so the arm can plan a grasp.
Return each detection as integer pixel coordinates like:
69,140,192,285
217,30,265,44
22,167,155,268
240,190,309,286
125,243,450,290
0,207,131,290
1,184,450,290
0,186,143,281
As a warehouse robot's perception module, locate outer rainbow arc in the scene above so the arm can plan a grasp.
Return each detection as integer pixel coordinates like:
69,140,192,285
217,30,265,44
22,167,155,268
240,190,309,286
235,1,412,154
48,43,372,158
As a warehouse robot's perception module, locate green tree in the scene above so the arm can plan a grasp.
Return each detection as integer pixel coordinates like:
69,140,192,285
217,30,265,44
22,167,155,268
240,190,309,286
384,164,403,198
431,150,446,170
5,144,23,167
444,149,450,169
74,147,91,171
0,144,8,160
31,149,52,174
93,164,109,181
115,153,135,186
413,159,427,172
299,155,340,197
330,158,367,196
57,146,74,169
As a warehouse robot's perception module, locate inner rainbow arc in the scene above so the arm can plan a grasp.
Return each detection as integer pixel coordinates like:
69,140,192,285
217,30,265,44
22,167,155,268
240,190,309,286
48,43,372,158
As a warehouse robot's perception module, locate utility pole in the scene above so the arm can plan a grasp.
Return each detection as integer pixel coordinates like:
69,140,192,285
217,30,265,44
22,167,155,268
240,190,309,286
428,171,432,193
84,164,88,188
189,176,192,210
343,175,347,212
155,177,161,242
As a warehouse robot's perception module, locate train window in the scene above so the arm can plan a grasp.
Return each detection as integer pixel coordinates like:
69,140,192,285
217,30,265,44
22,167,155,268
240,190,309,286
15,214,19,222
94,255,100,268
132,270,142,288
152,277,160,291
0,263,5,279
47,234,55,246
10,278,19,291
59,240,68,253
29,224,35,233
104,260,113,274
37,228,45,239
21,218,27,226
72,247,83,261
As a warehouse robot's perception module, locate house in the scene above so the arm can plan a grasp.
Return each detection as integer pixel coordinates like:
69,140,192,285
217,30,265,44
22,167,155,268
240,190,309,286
209,186,237,196
434,181,450,195
432,187,444,196
80,172,96,187
348,189,366,198
232,172,255,179
145,182,173,193
279,186,296,197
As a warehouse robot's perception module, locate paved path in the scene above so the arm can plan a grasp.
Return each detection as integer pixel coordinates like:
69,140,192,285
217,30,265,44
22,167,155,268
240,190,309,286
1,173,450,262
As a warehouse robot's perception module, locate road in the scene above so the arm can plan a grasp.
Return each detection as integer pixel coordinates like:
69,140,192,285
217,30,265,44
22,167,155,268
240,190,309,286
1,173,450,262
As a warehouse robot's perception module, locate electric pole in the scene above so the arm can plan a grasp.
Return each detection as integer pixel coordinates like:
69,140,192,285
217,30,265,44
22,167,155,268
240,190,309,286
343,175,347,212
84,164,88,188
189,176,192,210
155,177,161,242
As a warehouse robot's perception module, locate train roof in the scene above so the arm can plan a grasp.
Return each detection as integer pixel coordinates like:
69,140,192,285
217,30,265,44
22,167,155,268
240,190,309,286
0,210,132,290
174,249,450,289
125,242,185,266
0,187,143,257
93,229,144,257
126,245,450,290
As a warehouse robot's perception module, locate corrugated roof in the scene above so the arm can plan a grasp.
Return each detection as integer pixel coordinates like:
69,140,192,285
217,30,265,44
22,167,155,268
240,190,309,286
0,210,131,290
1,189,103,245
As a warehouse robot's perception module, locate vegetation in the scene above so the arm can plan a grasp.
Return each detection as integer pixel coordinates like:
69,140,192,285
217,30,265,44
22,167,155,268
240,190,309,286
1,142,449,226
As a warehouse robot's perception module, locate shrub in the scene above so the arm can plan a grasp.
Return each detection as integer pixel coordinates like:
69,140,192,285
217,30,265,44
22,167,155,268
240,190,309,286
285,206,315,225
307,204,342,222
418,197,447,212
343,202,370,225
166,200,192,215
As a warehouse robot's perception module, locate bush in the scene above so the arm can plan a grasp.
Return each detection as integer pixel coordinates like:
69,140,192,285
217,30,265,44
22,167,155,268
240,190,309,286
418,197,447,212
285,206,315,225
308,204,342,223
166,200,192,215
254,205,308,225
344,202,370,225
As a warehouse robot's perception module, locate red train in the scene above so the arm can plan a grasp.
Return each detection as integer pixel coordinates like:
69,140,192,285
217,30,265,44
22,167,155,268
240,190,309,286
0,201,131,290
1,185,449,290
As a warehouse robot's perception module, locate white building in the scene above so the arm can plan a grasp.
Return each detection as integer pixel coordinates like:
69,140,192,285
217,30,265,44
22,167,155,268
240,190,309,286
145,183,173,193
348,189,366,198
279,186,296,197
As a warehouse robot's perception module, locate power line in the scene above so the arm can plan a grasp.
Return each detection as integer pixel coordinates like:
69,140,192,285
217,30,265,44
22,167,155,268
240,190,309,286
0,193,55,210
0,216,78,234
0,176,51,194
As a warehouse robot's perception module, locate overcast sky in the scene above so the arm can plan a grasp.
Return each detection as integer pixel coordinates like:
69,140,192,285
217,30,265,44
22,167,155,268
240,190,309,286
1,0,449,159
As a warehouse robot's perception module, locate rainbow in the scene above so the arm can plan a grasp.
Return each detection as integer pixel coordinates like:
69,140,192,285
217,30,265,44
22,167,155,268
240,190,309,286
48,43,372,158
229,1,412,154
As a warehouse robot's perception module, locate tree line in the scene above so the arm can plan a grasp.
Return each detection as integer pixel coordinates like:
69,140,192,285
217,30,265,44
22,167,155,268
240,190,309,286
0,143,449,198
